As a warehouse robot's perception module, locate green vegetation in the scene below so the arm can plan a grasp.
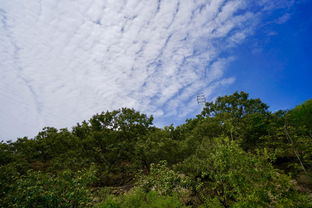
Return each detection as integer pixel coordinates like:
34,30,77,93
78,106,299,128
1,92,311,207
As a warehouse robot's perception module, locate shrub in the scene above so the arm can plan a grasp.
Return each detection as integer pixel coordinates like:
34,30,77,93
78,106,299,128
137,161,191,196
3,167,96,208
99,188,189,208
178,137,312,208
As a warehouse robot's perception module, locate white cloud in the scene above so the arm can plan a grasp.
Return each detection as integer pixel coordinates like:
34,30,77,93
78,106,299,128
275,13,291,24
0,0,290,140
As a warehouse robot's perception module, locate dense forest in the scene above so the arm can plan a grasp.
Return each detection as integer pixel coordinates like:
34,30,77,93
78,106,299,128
1,91,312,208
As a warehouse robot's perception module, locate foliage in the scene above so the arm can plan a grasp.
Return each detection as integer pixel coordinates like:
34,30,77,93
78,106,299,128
137,161,191,196
259,110,312,175
288,99,312,131
0,92,312,207
199,92,271,151
2,167,96,208
135,129,186,169
201,91,269,119
99,188,189,208
178,137,311,208
0,164,20,205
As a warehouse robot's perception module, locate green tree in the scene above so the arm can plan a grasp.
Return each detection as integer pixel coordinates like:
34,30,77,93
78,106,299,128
178,137,311,208
3,167,96,208
137,161,190,196
201,91,268,119
288,99,312,134
260,110,312,175
135,128,186,170
73,108,154,185
199,92,270,151
99,188,189,208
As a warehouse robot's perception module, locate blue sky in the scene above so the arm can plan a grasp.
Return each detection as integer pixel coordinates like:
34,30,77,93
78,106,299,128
224,0,312,111
0,0,311,140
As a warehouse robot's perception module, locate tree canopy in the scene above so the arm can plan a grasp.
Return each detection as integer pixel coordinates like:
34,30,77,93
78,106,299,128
0,91,311,207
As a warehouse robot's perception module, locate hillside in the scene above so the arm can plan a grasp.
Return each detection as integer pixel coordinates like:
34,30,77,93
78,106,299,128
1,91,311,207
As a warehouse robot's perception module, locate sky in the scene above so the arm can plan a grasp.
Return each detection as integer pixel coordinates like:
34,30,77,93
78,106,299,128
0,0,311,141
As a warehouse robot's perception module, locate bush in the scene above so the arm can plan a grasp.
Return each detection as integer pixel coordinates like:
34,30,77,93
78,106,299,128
99,188,189,208
137,161,191,196
0,164,19,205
178,137,312,208
3,167,96,208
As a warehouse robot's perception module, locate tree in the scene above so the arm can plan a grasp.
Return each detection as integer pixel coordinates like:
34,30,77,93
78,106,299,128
73,108,154,185
201,91,269,119
288,99,312,134
260,110,312,176
1,167,96,208
178,137,311,208
200,91,270,150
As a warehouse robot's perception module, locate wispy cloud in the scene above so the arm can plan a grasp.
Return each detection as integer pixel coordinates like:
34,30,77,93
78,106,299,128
0,0,294,140
275,13,291,24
